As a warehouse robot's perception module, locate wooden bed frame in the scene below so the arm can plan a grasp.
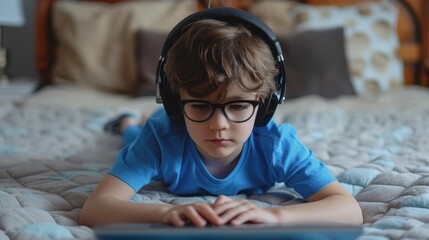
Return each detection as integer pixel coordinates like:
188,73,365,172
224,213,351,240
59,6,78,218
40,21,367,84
35,0,429,89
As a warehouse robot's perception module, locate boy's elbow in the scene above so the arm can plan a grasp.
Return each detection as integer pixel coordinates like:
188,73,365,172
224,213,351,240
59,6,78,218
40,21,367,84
349,196,363,225
79,201,97,227
79,207,91,226
355,207,364,225
351,209,364,225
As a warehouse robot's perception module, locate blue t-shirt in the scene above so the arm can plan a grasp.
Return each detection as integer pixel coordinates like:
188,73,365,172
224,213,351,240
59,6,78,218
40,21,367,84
109,109,335,199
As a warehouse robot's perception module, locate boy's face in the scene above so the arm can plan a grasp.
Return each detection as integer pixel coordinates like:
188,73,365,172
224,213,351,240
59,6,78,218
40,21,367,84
179,83,258,163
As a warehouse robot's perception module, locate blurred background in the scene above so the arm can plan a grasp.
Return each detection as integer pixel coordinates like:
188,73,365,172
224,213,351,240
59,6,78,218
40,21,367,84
2,0,37,81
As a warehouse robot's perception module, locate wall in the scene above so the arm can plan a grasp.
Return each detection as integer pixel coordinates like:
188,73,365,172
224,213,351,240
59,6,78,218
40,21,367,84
3,0,37,81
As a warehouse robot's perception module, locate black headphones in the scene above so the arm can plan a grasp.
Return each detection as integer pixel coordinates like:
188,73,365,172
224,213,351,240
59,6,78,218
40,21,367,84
155,7,286,127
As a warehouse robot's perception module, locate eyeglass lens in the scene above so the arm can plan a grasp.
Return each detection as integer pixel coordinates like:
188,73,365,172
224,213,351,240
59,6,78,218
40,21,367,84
181,100,258,123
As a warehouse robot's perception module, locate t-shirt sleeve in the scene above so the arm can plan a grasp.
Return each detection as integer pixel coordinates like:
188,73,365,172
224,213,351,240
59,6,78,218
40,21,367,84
274,124,336,199
108,123,161,192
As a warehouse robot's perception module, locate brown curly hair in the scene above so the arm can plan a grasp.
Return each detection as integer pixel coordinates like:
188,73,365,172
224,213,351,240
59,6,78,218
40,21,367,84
164,19,278,103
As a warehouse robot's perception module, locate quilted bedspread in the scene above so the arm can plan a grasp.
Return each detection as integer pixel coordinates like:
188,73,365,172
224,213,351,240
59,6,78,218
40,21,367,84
1,86,429,240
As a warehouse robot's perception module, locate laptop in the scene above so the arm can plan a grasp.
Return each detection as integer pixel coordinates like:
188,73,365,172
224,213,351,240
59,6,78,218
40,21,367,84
94,223,363,240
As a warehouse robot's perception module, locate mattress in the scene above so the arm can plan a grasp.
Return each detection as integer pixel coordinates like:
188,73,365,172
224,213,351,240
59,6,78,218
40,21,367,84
1,84,429,239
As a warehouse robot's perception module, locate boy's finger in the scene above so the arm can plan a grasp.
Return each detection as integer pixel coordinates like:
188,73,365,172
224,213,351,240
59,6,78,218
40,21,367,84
182,206,207,227
195,204,223,226
166,211,186,227
213,200,242,215
214,195,232,206
219,203,250,223
229,210,259,226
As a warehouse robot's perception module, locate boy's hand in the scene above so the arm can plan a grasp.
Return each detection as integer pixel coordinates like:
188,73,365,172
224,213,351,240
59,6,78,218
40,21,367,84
162,202,222,227
213,195,279,226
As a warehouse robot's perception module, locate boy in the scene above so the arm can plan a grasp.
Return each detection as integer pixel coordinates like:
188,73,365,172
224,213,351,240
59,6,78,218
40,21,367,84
80,9,362,227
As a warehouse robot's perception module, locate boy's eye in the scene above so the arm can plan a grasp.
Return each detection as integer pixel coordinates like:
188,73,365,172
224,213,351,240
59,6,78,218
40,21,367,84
227,103,249,111
191,103,211,111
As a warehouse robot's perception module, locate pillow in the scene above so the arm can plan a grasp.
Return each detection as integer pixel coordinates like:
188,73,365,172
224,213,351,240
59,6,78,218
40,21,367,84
247,0,297,35
134,30,167,96
52,0,196,95
279,27,355,99
289,0,403,95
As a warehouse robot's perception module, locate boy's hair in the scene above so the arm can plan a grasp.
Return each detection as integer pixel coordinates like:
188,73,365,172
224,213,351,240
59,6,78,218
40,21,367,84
164,19,278,103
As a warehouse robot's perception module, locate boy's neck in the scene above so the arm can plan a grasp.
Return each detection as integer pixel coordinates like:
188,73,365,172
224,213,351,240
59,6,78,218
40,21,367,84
197,145,243,179
204,154,241,179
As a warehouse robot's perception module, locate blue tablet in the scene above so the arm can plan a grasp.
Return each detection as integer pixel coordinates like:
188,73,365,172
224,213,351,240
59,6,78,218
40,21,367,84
94,223,362,240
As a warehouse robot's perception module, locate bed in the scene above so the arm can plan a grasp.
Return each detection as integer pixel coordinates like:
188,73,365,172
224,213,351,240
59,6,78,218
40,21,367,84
1,0,429,239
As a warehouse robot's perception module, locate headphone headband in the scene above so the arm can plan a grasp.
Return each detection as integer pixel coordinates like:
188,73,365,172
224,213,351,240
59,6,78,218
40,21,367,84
156,7,286,126
161,8,278,58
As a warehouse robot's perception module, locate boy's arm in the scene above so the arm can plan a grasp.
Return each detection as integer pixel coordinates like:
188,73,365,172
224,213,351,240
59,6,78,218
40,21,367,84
271,181,363,224
79,174,222,227
213,181,363,226
79,174,169,226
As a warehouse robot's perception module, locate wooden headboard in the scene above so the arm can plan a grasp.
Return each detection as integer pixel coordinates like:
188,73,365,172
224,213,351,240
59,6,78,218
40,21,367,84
35,0,429,89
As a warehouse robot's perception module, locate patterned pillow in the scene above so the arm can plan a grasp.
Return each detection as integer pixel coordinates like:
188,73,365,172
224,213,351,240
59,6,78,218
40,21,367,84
290,0,403,95
248,0,297,35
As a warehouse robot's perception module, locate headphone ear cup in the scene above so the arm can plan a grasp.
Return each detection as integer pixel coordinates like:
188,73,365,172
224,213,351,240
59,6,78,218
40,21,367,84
159,75,185,125
255,93,278,127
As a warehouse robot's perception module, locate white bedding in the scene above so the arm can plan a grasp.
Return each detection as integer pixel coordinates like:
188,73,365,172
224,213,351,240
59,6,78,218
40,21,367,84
25,83,160,112
1,84,429,239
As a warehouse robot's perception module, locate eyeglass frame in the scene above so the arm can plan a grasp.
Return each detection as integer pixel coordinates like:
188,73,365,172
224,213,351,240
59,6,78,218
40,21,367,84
179,99,260,123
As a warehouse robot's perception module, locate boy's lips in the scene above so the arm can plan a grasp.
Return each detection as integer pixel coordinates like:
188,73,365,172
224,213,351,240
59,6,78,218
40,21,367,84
207,138,231,145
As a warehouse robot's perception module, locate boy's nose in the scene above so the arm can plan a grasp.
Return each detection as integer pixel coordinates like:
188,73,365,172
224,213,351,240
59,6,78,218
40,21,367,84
209,108,229,130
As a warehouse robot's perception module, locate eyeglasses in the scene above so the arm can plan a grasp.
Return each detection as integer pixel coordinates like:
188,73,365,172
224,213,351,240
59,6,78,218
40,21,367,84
180,99,260,123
